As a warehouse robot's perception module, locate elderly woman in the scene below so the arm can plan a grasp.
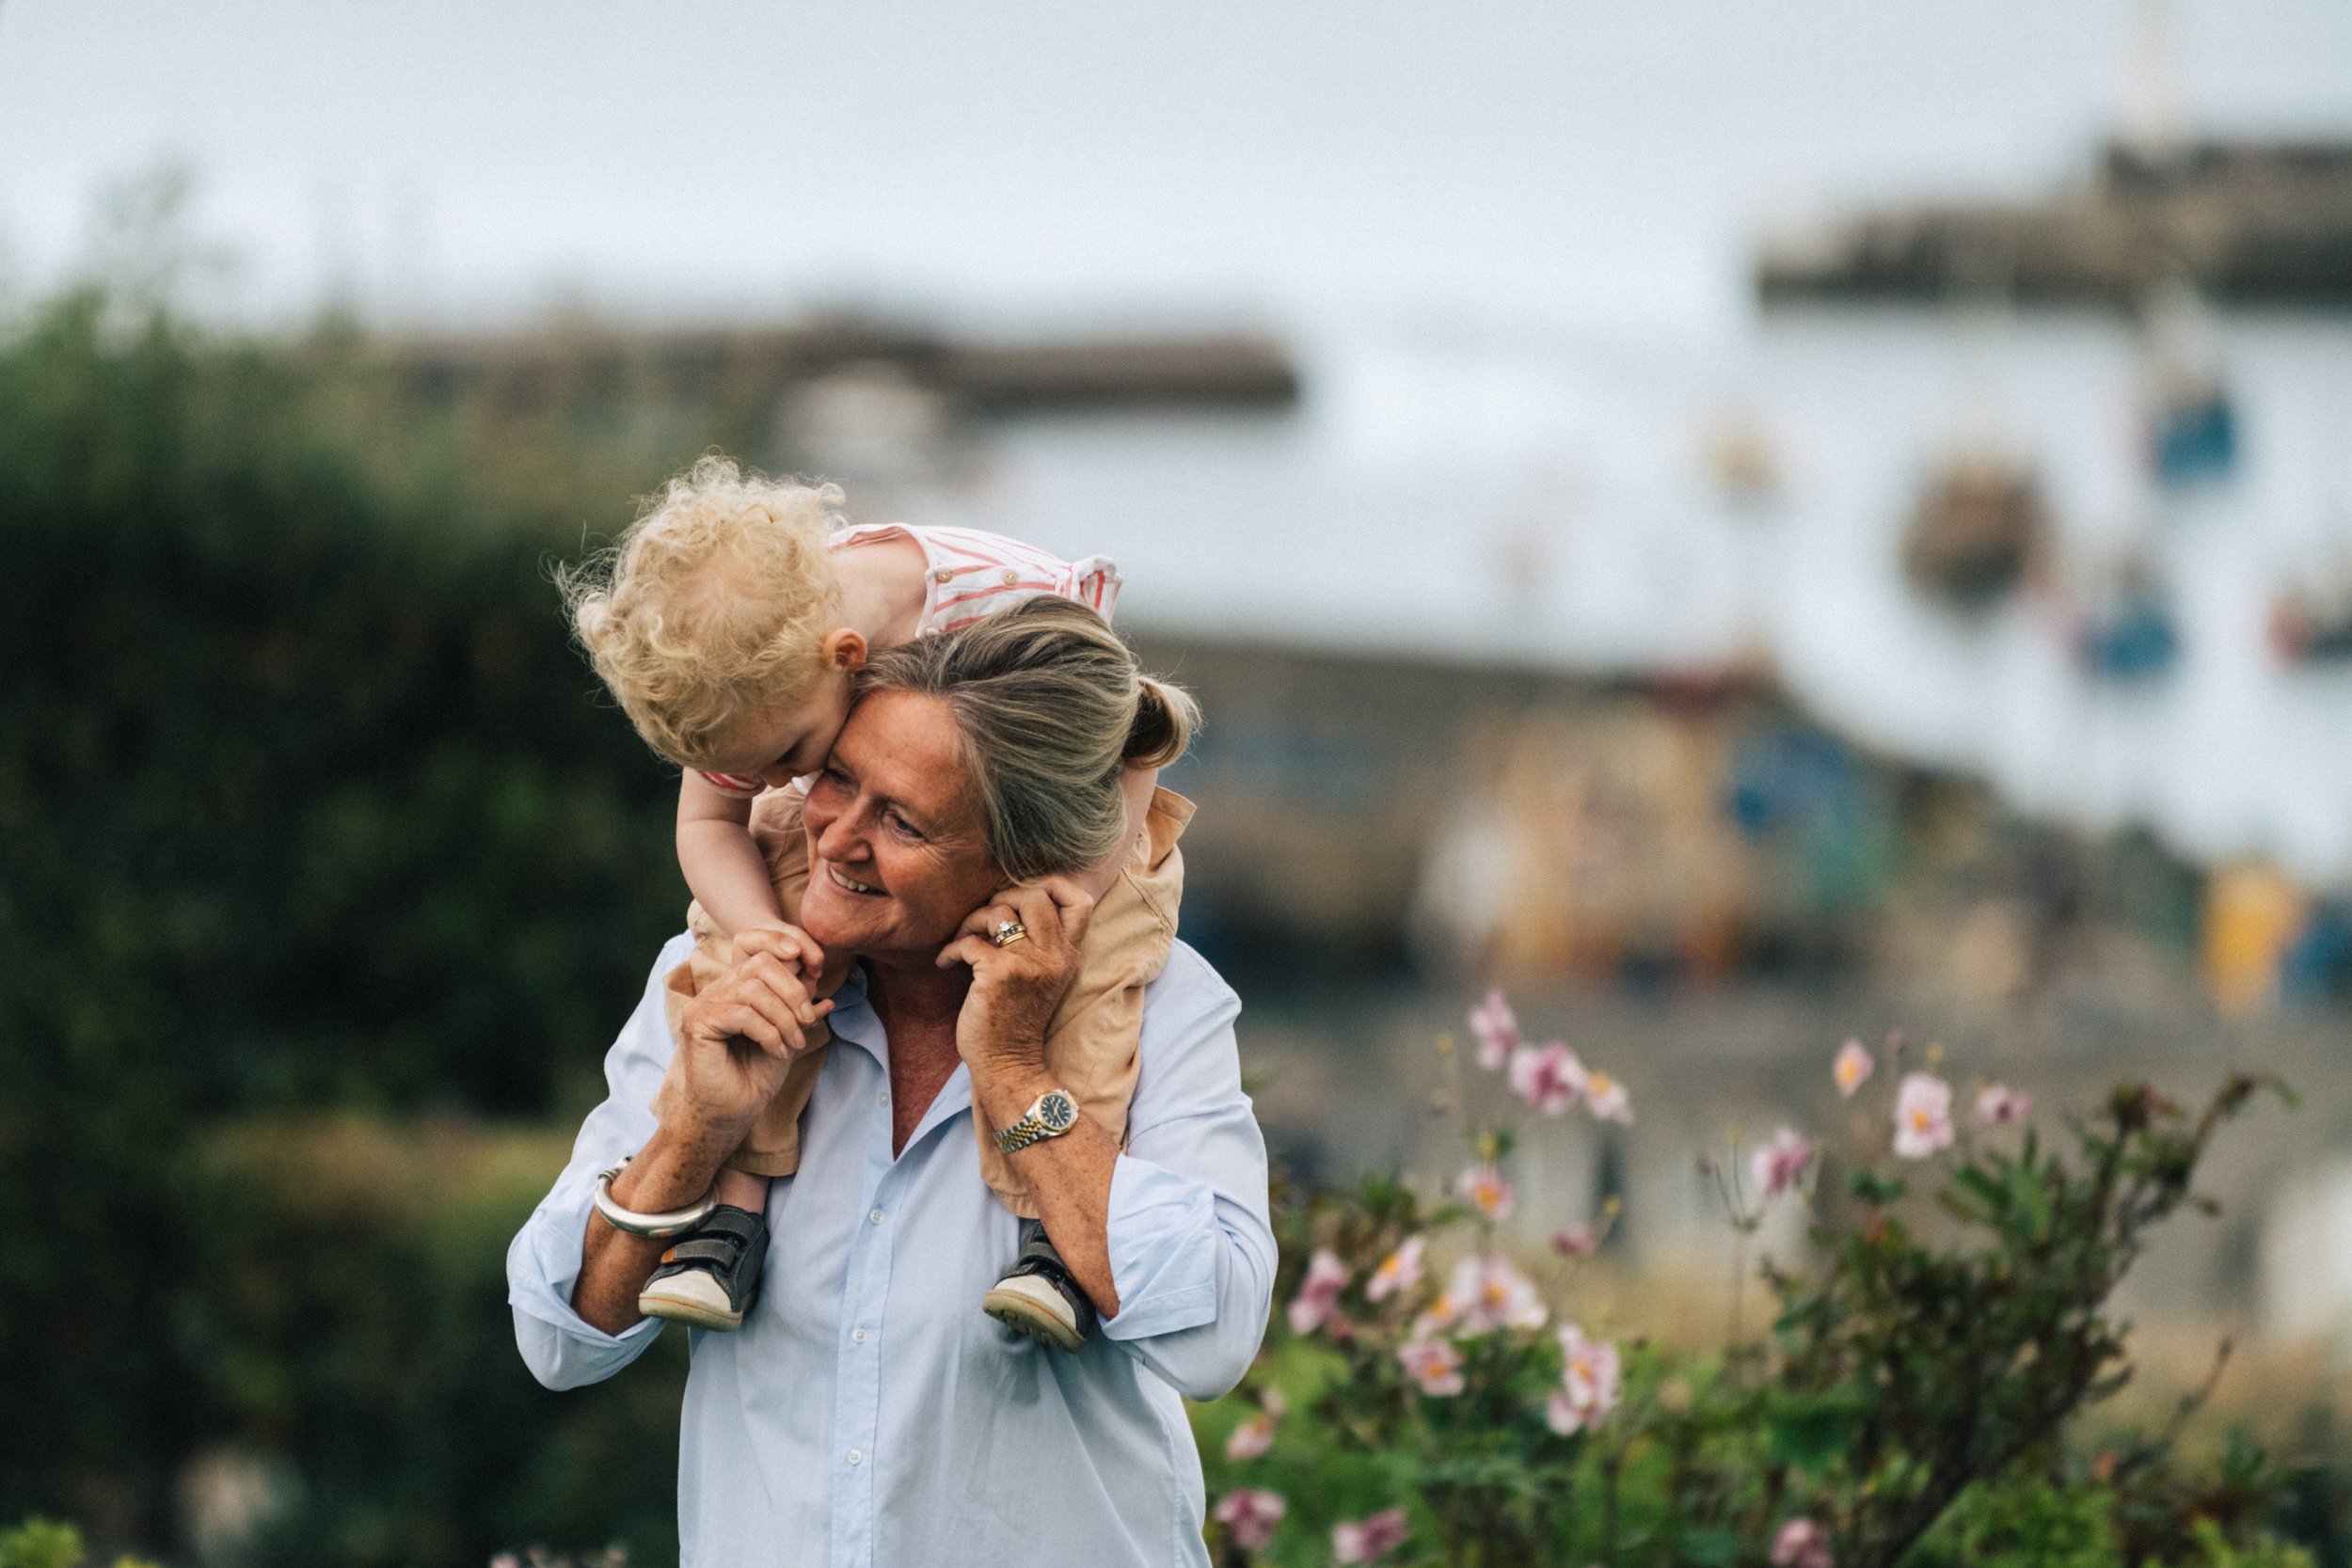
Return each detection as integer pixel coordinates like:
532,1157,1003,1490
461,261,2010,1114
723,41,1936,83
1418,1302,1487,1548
506,600,1274,1568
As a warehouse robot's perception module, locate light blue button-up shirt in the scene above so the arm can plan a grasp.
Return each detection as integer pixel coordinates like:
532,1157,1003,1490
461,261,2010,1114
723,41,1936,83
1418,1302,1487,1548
507,934,1274,1568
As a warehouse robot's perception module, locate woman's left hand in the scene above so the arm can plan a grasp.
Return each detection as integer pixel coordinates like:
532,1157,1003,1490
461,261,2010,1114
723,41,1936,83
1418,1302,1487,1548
937,877,1093,1080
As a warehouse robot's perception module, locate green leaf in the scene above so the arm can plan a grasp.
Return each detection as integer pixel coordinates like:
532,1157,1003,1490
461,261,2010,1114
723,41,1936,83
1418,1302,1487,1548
1850,1169,1907,1205
1675,1527,1740,1566
1766,1388,1868,1468
1953,1164,2009,1215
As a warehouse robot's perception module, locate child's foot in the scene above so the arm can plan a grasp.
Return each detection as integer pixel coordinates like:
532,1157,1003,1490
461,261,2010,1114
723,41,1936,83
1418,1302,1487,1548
639,1204,769,1330
982,1222,1096,1352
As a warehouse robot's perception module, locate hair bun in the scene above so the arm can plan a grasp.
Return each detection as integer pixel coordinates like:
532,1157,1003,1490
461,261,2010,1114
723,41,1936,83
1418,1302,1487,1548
1125,674,1200,769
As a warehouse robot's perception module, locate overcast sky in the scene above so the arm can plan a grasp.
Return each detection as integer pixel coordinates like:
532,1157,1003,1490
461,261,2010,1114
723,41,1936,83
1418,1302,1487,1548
4,1,2349,336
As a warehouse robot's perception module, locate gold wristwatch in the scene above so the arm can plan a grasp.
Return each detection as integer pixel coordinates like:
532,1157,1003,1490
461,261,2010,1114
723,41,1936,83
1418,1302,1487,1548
993,1087,1079,1153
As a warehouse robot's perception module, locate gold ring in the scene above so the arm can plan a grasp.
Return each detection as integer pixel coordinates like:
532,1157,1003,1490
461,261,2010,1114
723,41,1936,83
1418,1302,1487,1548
992,919,1028,947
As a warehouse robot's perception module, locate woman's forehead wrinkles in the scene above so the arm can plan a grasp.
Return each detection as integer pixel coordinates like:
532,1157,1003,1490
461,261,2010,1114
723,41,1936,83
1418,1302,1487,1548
839,694,975,827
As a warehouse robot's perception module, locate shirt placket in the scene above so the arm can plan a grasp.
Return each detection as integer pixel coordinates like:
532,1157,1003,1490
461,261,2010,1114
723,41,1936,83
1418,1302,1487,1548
826,1068,901,1568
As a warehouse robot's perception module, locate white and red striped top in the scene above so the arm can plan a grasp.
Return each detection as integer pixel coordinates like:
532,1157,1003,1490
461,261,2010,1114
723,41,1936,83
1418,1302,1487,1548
699,523,1122,798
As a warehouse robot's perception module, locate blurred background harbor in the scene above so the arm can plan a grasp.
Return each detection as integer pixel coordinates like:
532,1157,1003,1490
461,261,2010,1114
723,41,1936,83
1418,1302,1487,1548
6,1,2352,1562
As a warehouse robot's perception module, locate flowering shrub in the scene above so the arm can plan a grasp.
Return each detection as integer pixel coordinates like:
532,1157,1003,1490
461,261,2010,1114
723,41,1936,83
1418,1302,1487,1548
1201,992,2309,1567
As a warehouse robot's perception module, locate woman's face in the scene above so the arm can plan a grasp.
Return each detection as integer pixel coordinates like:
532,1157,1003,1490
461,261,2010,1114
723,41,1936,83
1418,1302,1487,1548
796,689,1002,959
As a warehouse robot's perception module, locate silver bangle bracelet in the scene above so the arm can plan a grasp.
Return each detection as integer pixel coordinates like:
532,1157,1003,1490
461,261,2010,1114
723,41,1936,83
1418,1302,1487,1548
591,1156,718,1238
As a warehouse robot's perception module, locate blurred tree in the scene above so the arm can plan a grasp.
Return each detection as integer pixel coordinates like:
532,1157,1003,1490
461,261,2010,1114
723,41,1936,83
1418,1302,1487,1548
0,282,700,1560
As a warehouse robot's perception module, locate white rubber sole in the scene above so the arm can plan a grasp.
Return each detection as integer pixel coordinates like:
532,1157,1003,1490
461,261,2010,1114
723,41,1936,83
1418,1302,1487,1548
983,1274,1085,1352
640,1269,747,1331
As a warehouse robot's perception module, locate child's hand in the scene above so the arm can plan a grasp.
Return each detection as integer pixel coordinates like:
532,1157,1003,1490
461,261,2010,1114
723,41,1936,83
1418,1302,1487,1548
737,919,825,983
672,936,834,1132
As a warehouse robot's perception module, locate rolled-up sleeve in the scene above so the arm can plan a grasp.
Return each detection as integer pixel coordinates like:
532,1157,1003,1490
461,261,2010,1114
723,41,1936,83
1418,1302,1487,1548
1100,945,1275,1402
505,935,690,1390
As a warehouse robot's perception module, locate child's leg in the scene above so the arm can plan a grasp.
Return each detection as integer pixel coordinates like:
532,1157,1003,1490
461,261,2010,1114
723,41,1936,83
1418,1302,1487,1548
637,1046,807,1332
981,793,1188,1351
714,1166,771,1211
637,1013,806,1330
640,790,834,1331
977,789,1187,1213
653,788,838,1173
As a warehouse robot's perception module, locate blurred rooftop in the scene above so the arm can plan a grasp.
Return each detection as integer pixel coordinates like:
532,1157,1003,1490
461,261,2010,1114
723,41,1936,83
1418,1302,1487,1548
1759,136,2352,309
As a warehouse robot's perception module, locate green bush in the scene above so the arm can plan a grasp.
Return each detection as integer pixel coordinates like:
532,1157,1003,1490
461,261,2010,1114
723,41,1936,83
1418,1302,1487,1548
0,282,699,1560
0,1517,159,1568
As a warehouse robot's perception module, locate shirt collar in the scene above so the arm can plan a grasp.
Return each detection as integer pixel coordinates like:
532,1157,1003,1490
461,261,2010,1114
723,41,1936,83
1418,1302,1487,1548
825,963,887,1069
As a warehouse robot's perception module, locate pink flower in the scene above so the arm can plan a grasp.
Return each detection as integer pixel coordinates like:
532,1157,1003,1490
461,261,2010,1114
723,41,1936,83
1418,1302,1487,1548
1469,989,1520,1069
1224,1411,1276,1461
1507,1040,1588,1115
1459,1164,1516,1223
1224,1390,1285,1460
1772,1517,1834,1568
1333,1507,1411,1563
1549,1224,1597,1258
1547,1323,1623,1433
1834,1037,1873,1098
1366,1235,1425,1302
1397,1335,1466,1396
1422,1254,1548,1337
1750,1126,1814,1200
1975,1084,2032,1126
1583,1069,1633,1125
1286,1248,1350,1335
1892,1072,1955,1159
1212,1489,1288,1552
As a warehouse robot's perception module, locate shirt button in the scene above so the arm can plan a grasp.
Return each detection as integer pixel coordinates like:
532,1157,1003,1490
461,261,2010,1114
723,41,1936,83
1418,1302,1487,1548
876,1091,890,1110
847,1449,863,1465
868,1208,885,1225
851,1327,868,1343
934,568,953,583
1001,568,1018,585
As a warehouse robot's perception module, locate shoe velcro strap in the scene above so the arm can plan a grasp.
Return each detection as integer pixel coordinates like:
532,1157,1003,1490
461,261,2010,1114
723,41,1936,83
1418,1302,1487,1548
691,1207,769,1245
665,1232,751,1269
1003,1253,1076,1285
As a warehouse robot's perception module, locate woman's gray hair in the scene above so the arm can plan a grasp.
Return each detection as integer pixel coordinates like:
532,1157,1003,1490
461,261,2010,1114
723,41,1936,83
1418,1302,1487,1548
854,597,1199,880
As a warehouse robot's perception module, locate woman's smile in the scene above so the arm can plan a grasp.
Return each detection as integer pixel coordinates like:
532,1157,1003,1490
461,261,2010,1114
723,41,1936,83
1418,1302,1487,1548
826,863,882,896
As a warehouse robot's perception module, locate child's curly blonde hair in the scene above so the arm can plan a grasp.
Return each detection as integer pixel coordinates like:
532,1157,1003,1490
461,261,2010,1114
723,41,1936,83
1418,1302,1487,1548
561,456,845,768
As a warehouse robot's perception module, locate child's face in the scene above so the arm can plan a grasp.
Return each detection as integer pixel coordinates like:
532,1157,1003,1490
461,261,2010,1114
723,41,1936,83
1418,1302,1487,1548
707,667,858,790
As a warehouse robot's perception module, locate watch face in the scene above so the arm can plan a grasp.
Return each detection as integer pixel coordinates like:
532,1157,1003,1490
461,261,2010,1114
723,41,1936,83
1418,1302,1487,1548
1041,1092,1078,1132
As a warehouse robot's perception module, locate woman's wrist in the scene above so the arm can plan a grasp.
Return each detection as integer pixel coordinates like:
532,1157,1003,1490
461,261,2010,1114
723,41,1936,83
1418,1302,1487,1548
969,1054,1058,1133
609,1117,735,1214
577,1123,729,1334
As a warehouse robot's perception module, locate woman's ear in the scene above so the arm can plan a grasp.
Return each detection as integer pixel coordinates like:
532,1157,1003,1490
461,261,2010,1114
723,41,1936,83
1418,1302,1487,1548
824,630,869,673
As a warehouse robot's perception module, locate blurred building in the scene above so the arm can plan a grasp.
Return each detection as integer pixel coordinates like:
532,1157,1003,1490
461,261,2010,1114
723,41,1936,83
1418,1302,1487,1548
1758,137,2352,309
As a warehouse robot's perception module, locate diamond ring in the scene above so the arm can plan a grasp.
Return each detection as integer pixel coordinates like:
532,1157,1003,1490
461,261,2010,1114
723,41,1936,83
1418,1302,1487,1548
991,919,1029,947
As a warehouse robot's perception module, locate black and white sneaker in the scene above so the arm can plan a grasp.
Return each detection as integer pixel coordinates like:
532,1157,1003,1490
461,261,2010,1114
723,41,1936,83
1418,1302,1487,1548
639,1204,769,1331
982,1221,1097,1352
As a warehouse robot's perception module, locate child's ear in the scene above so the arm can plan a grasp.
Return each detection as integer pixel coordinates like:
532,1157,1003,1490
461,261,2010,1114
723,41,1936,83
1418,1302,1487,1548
825,630,868,673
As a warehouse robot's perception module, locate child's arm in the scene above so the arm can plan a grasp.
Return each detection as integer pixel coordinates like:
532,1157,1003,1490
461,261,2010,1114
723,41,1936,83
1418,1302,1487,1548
1069,765,1161,903
676,772,791,940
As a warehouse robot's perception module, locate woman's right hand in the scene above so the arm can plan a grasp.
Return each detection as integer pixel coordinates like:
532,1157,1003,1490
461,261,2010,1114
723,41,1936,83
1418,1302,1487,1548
670,929,834,1135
